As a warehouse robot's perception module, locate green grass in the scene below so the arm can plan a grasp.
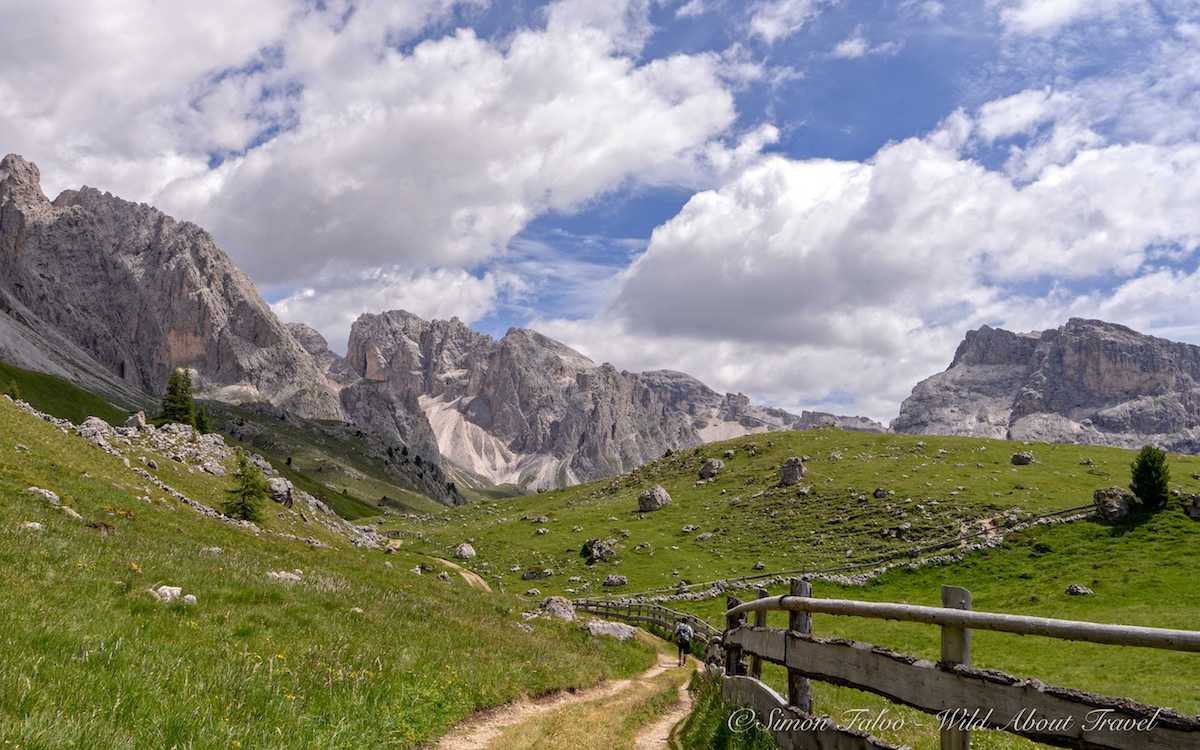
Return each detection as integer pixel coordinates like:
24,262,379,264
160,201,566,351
0,360,129,425
384,428,1200,597
0,396,653,748
670,510,1200,749
676,672,777,750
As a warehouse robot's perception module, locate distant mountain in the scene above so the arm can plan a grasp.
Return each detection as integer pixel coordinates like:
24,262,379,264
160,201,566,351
0,153,339,419
0,153,884,497
894,318,1200,452
307,310,883,490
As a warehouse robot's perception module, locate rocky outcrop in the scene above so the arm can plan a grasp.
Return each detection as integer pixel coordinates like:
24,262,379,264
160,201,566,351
330,310,830,490
895,319,1200,453
0,153,339,419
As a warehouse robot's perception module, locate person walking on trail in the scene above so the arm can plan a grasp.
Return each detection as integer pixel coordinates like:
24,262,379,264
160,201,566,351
673,620,694,666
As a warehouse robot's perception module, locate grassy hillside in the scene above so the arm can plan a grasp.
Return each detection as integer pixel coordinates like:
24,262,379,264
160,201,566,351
386,428,1200,597
673,508,1200,748
0,396,653,748
0,359,129,425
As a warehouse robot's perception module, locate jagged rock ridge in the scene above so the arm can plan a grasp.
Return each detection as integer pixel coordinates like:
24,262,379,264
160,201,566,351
0,153,339,419
894,318,1200,452
324,310,883,490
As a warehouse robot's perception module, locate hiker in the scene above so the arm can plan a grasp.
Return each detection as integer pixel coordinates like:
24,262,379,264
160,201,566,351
673,619,694,666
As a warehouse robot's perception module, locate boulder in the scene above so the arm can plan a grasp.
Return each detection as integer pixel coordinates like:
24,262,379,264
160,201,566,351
1010,451,1035,465
603,574,628,587
638,484,672,512
873,488,891,499
125,411,147,431
19,521,44,532
696,532,714,542
779,457,806,486
27,486,60,506
266,477,295,508
580,538,616,565
1093,486,1135,522
521,569,553,580
1184,494,1200,521
453,542,477,559
585,619,637,641
1066,584,1094,596
723,449,735,459
267,569,303,584
535,527,548,535
699,458,724,480
201,462,226,477
541,596,576,621
437,571,452,583
153,585,183,603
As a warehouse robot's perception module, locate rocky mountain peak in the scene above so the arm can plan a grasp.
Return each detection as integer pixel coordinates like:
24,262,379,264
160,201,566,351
895,318,1200,452
0,153,50,211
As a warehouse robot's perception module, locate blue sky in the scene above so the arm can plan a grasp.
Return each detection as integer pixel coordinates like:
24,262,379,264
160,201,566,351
5,0,1200,420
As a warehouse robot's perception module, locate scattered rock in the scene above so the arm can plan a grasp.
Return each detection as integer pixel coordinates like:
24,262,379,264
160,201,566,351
1066,584,1094,596
525,588,542,597
1010,451,1035,465
1093,486,1135,522
152,585,183,603
437,571,452,583
753,562,765,570
266,477,295,508
603,574,628,587
27,486,61,505
585,619,637,641
581,538,616,564
1079,457,1094,466
699,458,725,480
15,443,28,452
125,411,148,431
779,457,806,486
1184,495,1200,521
638,484,672,512
350,607,365,614
522,569,553,580
696,532,714,542
146,458,159,471
267,569,303,584
681,525,698,533
541,596,576,621
200,546,223,556
201,462,226,477
535,527,548,535
19,521,43,532
60,506,83,521
453,542,477,559
723,449,736,459
873,488,890,499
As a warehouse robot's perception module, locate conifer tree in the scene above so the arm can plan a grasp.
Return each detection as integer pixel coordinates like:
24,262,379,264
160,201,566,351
223,450,267,523
160,368,196,426
1130,445,1170,512
195,404,210,434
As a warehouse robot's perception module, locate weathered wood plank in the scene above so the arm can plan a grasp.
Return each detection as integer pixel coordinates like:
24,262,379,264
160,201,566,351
788,578,813,713
725,627,1200,750
722,676,902,750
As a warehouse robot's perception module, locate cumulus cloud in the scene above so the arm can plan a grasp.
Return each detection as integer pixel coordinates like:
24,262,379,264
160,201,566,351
990,0,1144,35
830,27,901,59
749,0,836,43
157,3,741,287
271,268,522,352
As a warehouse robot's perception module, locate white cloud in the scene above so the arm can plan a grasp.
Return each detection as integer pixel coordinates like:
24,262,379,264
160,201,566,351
830,27,901,59
990,0,1144,36
156,4,743,285
271,268,520,352
749,0,835,43
676,0,709,18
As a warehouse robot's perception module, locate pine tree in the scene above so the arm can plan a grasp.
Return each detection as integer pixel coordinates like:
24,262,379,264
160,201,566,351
223,450,267,523
160,367,195,424
1130,445,1170,512
195,405,210,434
160,368,196,426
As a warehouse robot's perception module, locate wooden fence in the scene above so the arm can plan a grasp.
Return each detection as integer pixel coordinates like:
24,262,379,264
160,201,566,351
720,580,1200,750
573,598,720,648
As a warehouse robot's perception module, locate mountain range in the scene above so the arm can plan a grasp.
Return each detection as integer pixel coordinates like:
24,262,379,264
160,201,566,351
0,153,881,498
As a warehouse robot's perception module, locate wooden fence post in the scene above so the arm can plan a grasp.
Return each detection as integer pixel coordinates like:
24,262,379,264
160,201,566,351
788,578,813,713
940,585,973,750
750,587,769,679
725,595,744,676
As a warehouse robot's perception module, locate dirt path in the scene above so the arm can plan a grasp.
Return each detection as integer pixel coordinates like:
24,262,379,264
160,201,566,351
633,659,697,749
431,557,492,592
434,659,673,749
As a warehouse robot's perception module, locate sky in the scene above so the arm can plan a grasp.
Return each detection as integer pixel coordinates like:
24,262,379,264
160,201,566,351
4,0,1200,422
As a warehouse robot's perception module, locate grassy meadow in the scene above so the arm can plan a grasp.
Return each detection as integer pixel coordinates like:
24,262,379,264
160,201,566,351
0,396,653,748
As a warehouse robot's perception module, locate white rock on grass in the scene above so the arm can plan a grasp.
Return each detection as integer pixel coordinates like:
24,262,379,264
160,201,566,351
27,487,60,505
585,619,638,641
200,546,223,556
19,521,44,532
267,569,303,584
60,507,83,521
153,585,182,603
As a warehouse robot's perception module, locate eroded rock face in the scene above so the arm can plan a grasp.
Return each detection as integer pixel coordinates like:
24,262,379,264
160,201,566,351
332,310,862,491
0,154,340,419
895,319,1200,453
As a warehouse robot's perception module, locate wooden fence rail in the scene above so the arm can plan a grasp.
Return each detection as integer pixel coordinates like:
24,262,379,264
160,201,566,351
722,581,1200,750
573,597,720,647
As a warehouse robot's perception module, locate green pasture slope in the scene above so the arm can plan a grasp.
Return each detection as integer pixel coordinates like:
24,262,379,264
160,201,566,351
0,396,652,748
